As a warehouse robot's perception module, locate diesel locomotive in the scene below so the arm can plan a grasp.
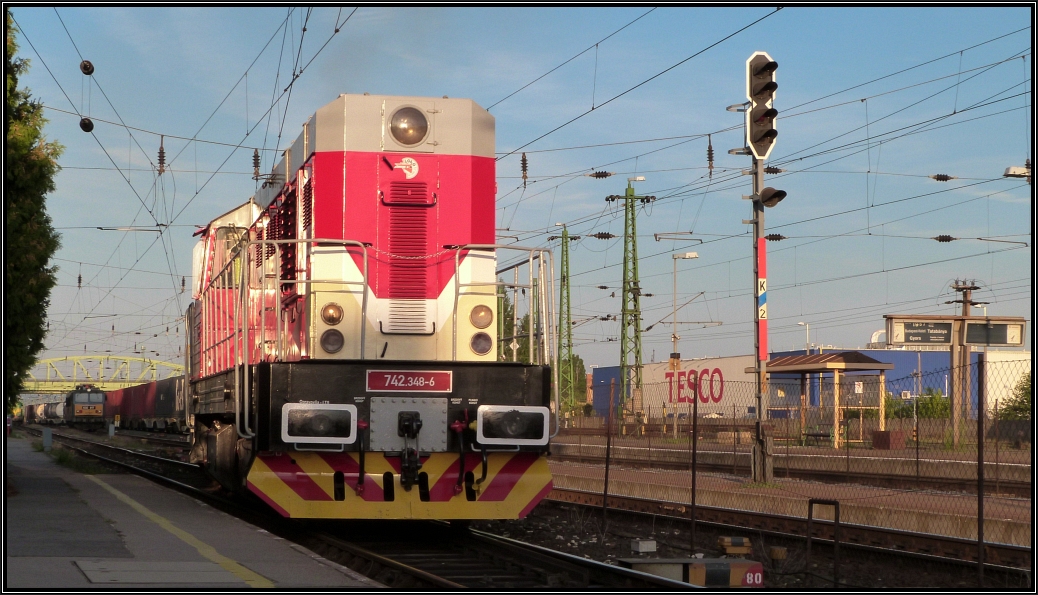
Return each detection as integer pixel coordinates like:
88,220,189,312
185,93,558,519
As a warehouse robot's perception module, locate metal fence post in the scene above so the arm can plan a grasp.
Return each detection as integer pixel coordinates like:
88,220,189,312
690,388,699,553
977,354,985,587
806,499,840,588
602,378,615,528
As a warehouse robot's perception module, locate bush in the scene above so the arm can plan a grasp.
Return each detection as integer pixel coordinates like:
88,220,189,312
998,372,1031,421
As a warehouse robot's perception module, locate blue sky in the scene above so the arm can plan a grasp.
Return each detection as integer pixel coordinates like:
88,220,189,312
10,7,1032,370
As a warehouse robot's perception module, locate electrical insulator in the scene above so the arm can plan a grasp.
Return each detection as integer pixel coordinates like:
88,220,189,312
590,232,616,239
587,170,613,178
78,274,82,288
252,148,261,180
933,235,956,243
521,152,529,188
765,234,787,241
929,174,955,182
764,166,784,174
706,134,714,178
157,136,166,175
181,276,186,293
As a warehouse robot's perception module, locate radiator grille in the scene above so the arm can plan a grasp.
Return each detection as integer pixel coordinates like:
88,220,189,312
387,181,431,205
385,181,432,333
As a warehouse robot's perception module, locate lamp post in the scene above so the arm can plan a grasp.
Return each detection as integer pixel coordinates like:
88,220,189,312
797,321,810,352
670,252,700,370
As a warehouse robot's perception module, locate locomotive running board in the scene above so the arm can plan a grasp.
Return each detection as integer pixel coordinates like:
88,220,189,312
246,451,552,519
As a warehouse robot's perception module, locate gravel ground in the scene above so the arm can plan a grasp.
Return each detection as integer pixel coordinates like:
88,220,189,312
473,500,1032,589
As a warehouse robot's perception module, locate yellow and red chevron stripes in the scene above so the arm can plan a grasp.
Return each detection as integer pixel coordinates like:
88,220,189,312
246,451,552,519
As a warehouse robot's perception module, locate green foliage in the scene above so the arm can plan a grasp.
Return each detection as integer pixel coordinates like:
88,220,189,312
883,395,914,419
560,354,587,414
998,372,1032,421
498,282,587,414
5,10,63,413
915,388,950,419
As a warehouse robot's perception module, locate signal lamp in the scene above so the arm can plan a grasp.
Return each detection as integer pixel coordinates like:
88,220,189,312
320,329,345,354
470,305,493,329
321,303,344,326
758,187,786,208
470,332,493,355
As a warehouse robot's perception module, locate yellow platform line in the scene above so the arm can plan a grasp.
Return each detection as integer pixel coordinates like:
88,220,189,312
86,475,275,588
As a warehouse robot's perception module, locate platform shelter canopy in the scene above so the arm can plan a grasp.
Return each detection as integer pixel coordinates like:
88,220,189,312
745,351,896,375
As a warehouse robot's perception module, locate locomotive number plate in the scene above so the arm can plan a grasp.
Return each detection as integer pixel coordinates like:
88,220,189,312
366,370,452,393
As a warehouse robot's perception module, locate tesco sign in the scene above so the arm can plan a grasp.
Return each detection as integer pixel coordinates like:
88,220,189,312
664,368,725,403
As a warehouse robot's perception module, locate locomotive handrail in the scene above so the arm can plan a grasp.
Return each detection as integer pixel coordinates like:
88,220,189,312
233,237,371,440
451,244,560,439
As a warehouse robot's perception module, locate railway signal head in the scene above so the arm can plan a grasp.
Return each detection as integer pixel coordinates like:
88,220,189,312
746,51,778,160
758,187,786,208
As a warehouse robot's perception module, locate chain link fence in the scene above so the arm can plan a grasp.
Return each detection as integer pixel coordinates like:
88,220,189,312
552,356,1032,549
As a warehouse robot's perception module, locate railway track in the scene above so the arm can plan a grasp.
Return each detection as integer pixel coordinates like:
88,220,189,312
26,426,1027,582
548,487,1033,572
17,427,689,589
114,428,191,447
551,444,1032,497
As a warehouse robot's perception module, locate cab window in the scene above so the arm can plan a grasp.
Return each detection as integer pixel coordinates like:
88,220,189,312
89,393,104,404
213,227,246,289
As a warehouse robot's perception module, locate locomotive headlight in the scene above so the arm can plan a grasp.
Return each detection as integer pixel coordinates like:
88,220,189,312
389,107,429,146
470,332,493,355
321,303,344,326
469,305,493,329
476,405,549,445
282,403,357,444
320,329,345,353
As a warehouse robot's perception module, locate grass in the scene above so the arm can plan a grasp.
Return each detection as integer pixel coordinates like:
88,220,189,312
738,481,782,490
47,445,109,474
31,439,43,452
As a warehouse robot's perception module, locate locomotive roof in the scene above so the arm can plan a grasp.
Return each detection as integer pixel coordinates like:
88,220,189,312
254,94,494,209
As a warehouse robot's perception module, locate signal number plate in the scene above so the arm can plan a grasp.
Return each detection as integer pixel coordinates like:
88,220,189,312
366,370,452,393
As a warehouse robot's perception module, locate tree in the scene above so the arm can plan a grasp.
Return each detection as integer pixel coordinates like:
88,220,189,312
497,283,586,412
998,372,1032,421
915,388,950,419
5,9,63,412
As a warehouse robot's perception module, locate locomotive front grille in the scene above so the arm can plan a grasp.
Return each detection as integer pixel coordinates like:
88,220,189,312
385,181,433,334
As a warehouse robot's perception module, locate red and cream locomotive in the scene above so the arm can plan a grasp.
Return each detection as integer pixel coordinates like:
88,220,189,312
187,93,558,519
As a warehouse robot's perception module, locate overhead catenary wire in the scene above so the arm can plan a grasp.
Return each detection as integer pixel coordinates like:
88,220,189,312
486,8,657,110
496,7,782,161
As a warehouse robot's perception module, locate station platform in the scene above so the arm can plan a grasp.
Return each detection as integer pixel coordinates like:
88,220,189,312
4,434,382,589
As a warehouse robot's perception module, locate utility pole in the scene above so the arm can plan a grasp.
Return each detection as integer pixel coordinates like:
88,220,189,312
945,279,987,447
549,224,580,410
731,51,785,483
607,177,655,418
